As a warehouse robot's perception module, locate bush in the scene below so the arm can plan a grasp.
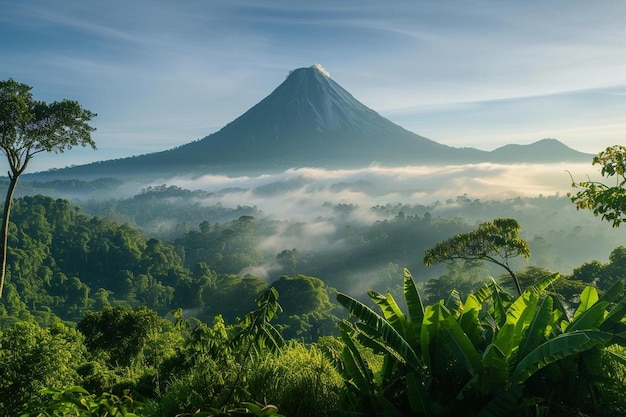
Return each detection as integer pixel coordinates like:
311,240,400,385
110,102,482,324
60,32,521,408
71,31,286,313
247,341,344,417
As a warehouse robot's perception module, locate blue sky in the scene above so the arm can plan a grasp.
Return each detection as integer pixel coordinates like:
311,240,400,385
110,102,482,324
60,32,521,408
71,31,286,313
2,0,626,171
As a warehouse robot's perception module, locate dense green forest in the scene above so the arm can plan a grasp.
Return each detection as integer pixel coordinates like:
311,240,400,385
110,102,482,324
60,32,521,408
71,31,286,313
0,185,625,415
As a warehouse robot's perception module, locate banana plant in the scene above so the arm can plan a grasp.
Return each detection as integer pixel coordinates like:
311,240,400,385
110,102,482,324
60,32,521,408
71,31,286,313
337,269,626,416
337,269,431,415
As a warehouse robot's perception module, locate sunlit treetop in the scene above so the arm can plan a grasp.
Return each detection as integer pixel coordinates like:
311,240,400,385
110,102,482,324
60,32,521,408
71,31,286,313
424,218,530,295
569,145,626,227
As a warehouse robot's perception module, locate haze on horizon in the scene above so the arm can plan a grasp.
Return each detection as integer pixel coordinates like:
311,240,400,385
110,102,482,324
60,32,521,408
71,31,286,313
2,0,626,172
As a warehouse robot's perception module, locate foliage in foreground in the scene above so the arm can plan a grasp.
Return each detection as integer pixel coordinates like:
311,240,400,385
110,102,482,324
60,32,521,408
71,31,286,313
20,386,140,417
337,268,626,416
9,265,626,417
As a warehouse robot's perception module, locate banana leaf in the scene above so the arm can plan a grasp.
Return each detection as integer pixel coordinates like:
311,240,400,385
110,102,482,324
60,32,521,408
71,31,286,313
517,296,554,361
368,289,408,336
491,284,508,328
566,300,609,332
473,277,497,304
604,347,626,367
476,386,523,417
573,286,599,320
598,279,625,304
420,302,447,370
337,293,423,373
407,370,432,416
404,268,424,346
494,292,537,358
481,343,509,389
441,314,484,377
527,272,561,294
459,293,483,347
339,321,375,394
446,289,463,319
600,297,626,333
354,322,405,363
510,330,612,384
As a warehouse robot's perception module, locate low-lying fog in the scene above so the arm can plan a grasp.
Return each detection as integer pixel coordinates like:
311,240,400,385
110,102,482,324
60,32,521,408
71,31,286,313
23,161,623,292
148,162,598,222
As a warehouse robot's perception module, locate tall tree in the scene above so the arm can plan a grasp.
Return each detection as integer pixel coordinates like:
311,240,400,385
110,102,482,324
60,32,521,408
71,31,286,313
0,79,96,296
423,218,531,295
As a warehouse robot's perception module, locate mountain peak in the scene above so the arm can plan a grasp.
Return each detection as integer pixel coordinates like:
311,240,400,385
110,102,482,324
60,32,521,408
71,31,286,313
286,64,331,79
239,64,392,135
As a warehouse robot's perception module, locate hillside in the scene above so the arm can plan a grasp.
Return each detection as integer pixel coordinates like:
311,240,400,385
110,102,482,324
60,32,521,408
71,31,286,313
488,138,591,162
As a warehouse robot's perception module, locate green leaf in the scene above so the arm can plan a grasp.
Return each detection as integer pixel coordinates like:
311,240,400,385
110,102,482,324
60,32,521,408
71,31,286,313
441,314,483,377
491,284,508,327
368,289,407,336
404,268,425,343
481,343,509,387
407,371,432,416
62,386,90,395
604,348,626,367
355,322,405,363
527,272,561,293
473,278,496,305
459,293,483,347
517,296,554,360
598,279,625,304
337,293,423,373
420,302,446,370
574,286,599,320
511,330,612,384
494,292,537,357
339,322,375,394
370,395,405,417
566,300,609,332
445,289,463,319
476,386,523,417
600,298,626,333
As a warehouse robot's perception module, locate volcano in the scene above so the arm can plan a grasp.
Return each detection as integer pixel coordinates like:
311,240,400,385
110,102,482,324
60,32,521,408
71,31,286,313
40,65,591,178
128,64,469,172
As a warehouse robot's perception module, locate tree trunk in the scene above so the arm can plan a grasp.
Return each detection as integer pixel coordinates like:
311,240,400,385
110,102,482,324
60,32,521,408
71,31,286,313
510,270,522,297
0,175,19,297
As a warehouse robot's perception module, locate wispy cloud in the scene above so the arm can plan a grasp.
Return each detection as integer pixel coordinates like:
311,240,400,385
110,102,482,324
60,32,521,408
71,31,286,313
153,163,595,224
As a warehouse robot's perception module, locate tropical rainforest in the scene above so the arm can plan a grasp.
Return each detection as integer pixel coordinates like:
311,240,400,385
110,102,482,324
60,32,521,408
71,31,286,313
0,164,624,416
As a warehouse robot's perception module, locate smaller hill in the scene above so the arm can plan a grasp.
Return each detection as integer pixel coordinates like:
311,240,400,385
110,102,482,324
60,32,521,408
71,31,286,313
488,138,591,163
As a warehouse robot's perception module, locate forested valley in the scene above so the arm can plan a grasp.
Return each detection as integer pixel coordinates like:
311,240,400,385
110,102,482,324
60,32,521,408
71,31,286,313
1,171,625,416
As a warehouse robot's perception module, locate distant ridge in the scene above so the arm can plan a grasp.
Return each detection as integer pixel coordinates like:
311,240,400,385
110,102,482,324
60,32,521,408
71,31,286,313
34,65,593,179
488,138,591,163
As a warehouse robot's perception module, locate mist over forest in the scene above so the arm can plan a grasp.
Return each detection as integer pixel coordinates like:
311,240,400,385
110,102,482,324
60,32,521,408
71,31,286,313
15,160,621,299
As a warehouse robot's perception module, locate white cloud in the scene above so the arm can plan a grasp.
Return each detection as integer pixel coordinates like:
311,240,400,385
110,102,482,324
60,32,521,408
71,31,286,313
154,163,596,224
311,64,330,78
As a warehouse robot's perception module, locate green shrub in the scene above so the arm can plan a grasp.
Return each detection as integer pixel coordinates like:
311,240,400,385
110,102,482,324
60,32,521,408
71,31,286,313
247,341,344,417
0,320,85,415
